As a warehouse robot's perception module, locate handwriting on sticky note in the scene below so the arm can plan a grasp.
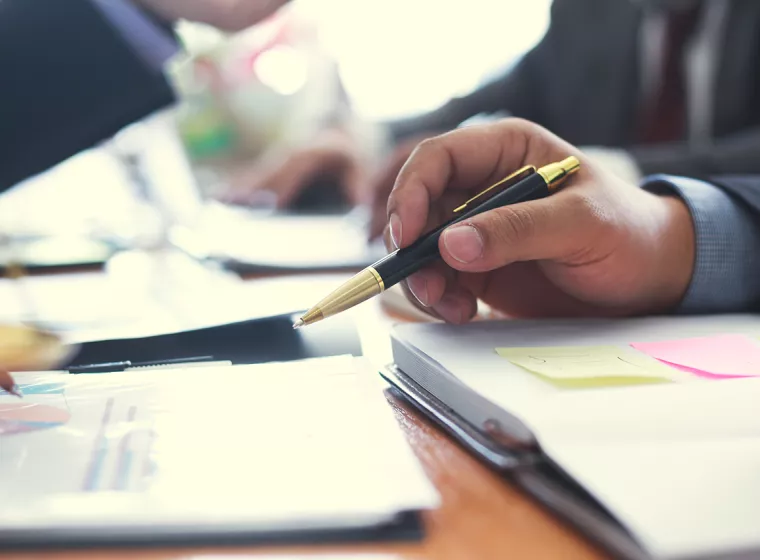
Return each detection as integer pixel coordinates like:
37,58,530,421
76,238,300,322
495,346,672,389
631,334,760,379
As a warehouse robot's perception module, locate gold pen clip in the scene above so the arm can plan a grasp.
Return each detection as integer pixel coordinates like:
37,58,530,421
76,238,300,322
453,165,536,213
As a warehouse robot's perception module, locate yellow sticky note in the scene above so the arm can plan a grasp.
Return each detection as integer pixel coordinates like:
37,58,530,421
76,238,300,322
495,346,672,389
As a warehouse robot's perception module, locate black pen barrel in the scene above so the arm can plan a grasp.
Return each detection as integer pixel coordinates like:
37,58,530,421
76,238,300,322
375,172,549,288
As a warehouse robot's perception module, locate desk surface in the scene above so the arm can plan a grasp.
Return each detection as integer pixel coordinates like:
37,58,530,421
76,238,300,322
0,261,609,560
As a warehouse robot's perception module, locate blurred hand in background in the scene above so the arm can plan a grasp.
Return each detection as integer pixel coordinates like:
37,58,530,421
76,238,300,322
219,128,366,209
219,127,432,242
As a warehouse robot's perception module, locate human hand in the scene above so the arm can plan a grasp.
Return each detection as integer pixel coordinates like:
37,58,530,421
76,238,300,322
137,0,289,31
385,119,696,323
221,129,365,209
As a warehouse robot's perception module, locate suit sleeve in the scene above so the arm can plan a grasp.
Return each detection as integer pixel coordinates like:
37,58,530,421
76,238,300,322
0,0,176,192
630,128,760,179
642,175,760,313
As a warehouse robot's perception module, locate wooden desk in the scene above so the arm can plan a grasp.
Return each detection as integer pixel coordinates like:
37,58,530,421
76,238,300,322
0,263,609,560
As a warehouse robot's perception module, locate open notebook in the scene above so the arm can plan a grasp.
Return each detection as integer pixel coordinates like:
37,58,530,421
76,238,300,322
0,356,437,549
385,314,760,560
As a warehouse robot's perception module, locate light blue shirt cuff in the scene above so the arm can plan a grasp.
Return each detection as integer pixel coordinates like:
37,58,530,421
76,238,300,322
642,175,760,313
91,0,179,72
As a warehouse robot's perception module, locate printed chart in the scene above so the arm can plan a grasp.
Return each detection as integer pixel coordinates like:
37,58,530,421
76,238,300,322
0,402,70,436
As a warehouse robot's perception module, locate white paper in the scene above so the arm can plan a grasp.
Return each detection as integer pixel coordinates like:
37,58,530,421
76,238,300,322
0,356,437,540
543,437,760,559
192,206,387,270
0,253,354,344
393,314,760,558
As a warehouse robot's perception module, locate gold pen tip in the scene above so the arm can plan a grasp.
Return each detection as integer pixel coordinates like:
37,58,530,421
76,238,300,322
292,318,304,329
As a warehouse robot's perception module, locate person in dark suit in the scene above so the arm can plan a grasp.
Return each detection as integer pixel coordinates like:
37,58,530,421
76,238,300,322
382,117,760,322
224,0,760,237
0,0,287,192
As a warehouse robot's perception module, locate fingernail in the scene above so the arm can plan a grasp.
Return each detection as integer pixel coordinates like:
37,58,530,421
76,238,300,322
443,224,483,264
407,274,430,307
389,213,403,249
434,295,463,324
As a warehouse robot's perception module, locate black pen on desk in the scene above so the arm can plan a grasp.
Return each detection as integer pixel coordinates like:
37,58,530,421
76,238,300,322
68,356,230,374
293,156,581,328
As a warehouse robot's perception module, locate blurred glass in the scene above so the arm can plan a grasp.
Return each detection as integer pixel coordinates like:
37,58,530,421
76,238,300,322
167,6,342,199
167,0,552,197
106,109,207,249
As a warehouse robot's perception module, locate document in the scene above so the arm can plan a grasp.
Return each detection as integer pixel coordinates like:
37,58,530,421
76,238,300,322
391,315,760,559
177,204,388,272
0,356,437,546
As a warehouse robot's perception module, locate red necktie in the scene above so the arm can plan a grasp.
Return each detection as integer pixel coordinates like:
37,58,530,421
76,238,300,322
638,5,703,144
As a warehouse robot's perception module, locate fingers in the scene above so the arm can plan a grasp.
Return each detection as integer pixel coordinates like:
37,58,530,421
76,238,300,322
431,285,478,324
386,119,579,249
402,263,477,324
224,143,362,209
256,159,313,208
383,223,465,323
222,154,307,208
406,261,453,308
438,187,609,273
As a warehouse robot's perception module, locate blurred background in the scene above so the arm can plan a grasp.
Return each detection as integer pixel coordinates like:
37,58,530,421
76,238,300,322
0,0,551,246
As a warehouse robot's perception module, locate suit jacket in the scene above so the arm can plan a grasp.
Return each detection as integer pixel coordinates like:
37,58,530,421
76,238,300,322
0,0,175,192
388,0,760,179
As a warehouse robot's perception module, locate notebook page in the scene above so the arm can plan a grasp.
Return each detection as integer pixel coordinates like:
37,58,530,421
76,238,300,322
393,315,760,558
195,210,387,270
530,376,760,559
393,314,760,439
0,356,437,540
542,435,760,559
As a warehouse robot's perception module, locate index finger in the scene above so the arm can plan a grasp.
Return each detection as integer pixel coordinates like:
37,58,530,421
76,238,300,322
386,119,541,248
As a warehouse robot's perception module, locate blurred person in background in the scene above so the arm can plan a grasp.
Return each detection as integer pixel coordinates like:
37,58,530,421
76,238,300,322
0,0,289,193
222,0,760,238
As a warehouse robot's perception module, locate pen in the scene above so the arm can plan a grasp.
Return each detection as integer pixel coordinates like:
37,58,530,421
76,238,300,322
67,356,227,374
293,156,581,328
0,369,20,397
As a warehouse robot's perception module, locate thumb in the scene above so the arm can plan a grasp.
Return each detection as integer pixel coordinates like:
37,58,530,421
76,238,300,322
438,190,603,272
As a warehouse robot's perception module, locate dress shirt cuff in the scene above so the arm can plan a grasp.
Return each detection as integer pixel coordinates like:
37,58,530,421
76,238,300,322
642,175,760,313
91,0,180,72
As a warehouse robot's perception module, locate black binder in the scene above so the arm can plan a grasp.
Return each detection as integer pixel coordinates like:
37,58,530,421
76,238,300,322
65,311,362,369
380,365,651,560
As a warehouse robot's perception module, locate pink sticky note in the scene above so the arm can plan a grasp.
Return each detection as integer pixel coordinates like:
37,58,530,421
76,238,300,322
631,334,760,379
655,361,747,380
